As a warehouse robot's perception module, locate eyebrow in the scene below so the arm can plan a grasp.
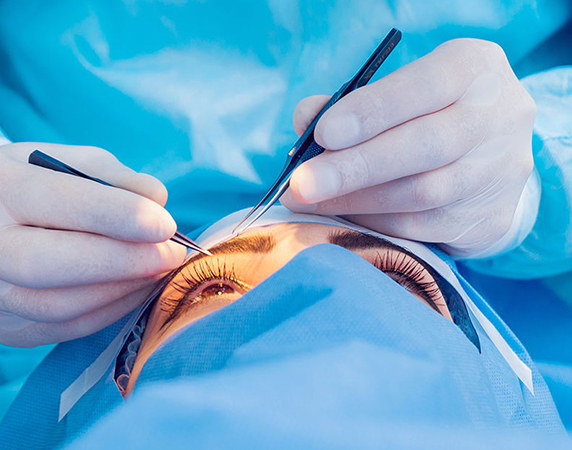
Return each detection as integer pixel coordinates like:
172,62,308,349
163,227,395,316
208,234,276,256
183,228,392,272
159,227,445,334
327,229,395,251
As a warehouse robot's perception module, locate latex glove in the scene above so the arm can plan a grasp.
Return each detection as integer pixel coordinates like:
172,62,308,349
282,39,537,258
0,143,186,347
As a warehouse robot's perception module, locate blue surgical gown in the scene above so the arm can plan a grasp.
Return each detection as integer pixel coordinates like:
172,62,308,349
0,245,569,448
0,0,572,433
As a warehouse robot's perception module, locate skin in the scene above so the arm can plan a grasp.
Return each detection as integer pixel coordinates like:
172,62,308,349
0,39,533,345
123,223,452,395
283,38,536,257
0,143,186,347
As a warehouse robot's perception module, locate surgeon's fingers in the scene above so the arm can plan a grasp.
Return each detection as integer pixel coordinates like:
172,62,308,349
293,95,330,136
5,142,169,206
0,283,152,347
0,226,186,289
0,275,165,323
289,101,488,204
313,38,508,150
0,158,176,242
283,138,521,215
344,188,521,248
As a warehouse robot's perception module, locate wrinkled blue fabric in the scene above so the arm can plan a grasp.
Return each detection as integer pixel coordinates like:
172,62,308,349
0,245,568,448
1,0,572,433
458,265,572,430
0,0,570,229
467,67,572,279
0,345,52,420
461,66,572,430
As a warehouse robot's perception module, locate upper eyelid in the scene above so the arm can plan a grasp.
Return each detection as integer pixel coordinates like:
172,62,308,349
327,229,434,278
157,233,447,338
160,258,247,325
169,228,419,305
154,237,268,322
156,232,282,323
371,249,448,315
163,227,436,306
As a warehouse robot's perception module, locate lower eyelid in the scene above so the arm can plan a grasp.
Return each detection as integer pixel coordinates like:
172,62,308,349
160,278,249,316
199,280,249,298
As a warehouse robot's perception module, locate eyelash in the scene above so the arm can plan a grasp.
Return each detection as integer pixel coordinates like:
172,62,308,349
159,248,442,319
160,259,244,313
373,250,442,311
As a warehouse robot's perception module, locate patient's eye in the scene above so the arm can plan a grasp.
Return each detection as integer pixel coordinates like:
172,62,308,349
200,282,236,298
159,259,249,325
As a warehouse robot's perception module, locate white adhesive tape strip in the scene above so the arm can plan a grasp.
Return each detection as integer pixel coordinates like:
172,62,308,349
196,207,533,393
59,315,137,421
59,206,533,420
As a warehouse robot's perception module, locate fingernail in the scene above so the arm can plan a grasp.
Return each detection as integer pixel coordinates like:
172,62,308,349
161,240,188,267
317,112,361,149
137,173,169,206
144,240,187,276
291,160,341,203
136,201,177,242
281,189,318,213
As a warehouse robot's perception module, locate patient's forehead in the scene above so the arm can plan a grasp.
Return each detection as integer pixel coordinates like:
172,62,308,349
193,206,435,266
195,206,388,253
193,206,314,249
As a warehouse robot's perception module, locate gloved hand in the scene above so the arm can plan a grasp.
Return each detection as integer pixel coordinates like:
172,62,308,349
0,143,186,346
282,39,537,258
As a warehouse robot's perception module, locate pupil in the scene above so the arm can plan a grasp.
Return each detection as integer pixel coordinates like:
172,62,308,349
200,282,233,298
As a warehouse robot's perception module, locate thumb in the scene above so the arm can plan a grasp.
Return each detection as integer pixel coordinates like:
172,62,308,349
293,95,330,136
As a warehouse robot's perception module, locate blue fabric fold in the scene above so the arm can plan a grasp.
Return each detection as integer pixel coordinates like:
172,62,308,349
0,245,566,448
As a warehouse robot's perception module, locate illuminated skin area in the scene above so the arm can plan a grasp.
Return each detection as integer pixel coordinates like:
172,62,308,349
123,223,452,395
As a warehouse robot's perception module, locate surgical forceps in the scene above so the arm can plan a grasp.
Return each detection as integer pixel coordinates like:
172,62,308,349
28,150,212,256
233,28,402,234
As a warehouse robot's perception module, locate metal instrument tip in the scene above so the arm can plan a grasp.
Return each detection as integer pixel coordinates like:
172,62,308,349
172,232,212,256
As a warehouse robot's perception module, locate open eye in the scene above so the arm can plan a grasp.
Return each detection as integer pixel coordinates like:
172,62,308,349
159,259,250,318
196,281,241,299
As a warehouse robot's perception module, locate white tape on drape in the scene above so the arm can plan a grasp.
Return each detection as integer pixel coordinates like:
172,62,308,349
59,206,533,421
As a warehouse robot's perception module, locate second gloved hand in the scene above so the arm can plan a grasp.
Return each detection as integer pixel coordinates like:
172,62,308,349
0,143,186,347
282,38,537,258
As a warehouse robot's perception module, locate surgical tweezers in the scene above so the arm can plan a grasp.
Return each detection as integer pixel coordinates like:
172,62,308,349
28,150,212,256
234,28,402,234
